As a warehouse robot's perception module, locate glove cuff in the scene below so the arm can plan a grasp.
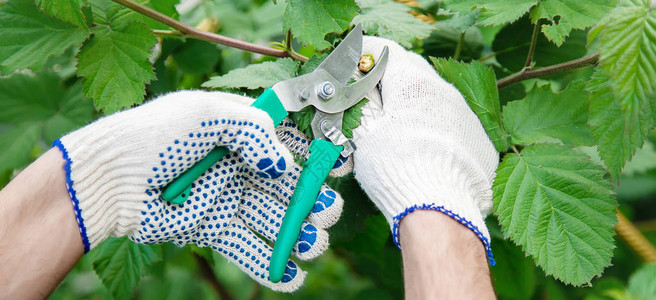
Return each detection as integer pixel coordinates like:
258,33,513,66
354,141,495,264
54,126,148,251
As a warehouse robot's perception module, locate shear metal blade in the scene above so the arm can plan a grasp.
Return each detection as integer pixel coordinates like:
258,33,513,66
343,45,389,109
315,24,363,85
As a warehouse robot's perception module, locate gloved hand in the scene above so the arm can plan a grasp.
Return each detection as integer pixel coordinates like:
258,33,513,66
352,37,499,263
53,90,343,292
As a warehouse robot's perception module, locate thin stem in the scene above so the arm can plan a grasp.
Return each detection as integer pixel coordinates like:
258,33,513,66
112,0,301,59
193,253,234,300
284,30,309,62
615,211,656,263
511,145,520,155
152,29,182,37
525,23,540,67
497,53,599,89
454,32,465,61
478,52,497,62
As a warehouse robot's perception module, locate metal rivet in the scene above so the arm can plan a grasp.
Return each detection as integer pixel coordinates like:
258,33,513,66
299,89,310,100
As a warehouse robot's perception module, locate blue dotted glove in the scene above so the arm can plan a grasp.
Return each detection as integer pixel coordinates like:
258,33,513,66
53,91,343,292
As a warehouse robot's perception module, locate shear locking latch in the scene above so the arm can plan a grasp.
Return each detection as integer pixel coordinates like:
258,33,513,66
320,119,356,156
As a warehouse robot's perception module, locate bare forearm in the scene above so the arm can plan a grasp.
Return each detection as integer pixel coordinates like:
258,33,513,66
0,148,83,299
399,210,496,299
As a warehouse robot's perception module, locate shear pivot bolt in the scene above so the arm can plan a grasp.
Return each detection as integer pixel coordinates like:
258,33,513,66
318,82,335,100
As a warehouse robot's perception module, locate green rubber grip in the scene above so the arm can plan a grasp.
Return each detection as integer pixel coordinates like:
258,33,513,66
161,88,288,204
269,140,343,283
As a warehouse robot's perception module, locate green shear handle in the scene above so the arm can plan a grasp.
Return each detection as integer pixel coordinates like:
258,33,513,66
161,88,339,283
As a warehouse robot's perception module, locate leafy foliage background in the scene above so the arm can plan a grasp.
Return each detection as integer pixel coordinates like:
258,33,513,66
1,0,656,299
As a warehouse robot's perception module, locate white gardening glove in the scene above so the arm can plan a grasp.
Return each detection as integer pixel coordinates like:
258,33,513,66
352,37,499,263
53,90,343,292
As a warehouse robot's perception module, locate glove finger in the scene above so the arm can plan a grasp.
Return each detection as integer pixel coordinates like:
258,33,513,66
211,218,306,292
276,117,353,176
243,165,344,228
237,187,329,260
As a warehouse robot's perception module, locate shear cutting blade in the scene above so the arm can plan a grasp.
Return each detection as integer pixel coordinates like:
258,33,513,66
315,24,363,85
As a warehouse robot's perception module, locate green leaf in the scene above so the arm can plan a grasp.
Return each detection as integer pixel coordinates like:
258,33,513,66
202,58,300,90
422,23,484,61
446,9,479,33
89,237,162,300
493,143,617,286
298,54,327,75
597,0,656,116
171,39,221,75
289,106,315,138
443,0,539,26
352,0,434,48
77,14,157,112
587,69,653,180
0,0,89,74
342,99,368,138
490,237,537,300
283,0,359,50
529,0,616,46
502,80,593,146
627,264,656,300
0,72,93,143
431,58,509,152
35,0,88,28
492,17,587,72
0,123,41,171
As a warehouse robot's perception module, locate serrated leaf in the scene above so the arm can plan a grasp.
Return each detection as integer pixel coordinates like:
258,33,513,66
299,54,327,75
627,264,656,300
0,72,93,143
493,143,617,286
283,0,359,50
597,0,656,115
502,80,593,146
342,99,368,138
0,0,89,74
202,58,300,90
447,9,479,33
443,0,539,26
431,58,509,152
35,0,88,28
89,237,162,300
289,106,315,138
352,0,434,48
587,69,654,180
529,0,616,46
77,18,156,112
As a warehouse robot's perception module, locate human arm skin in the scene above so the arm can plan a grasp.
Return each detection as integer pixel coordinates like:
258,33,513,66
0,148,84,299
399,210,496,299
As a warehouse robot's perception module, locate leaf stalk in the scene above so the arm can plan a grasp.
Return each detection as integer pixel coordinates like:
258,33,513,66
525,23,540,67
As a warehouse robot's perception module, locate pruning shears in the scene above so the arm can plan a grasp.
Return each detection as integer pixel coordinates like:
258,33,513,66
160,24,389,282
